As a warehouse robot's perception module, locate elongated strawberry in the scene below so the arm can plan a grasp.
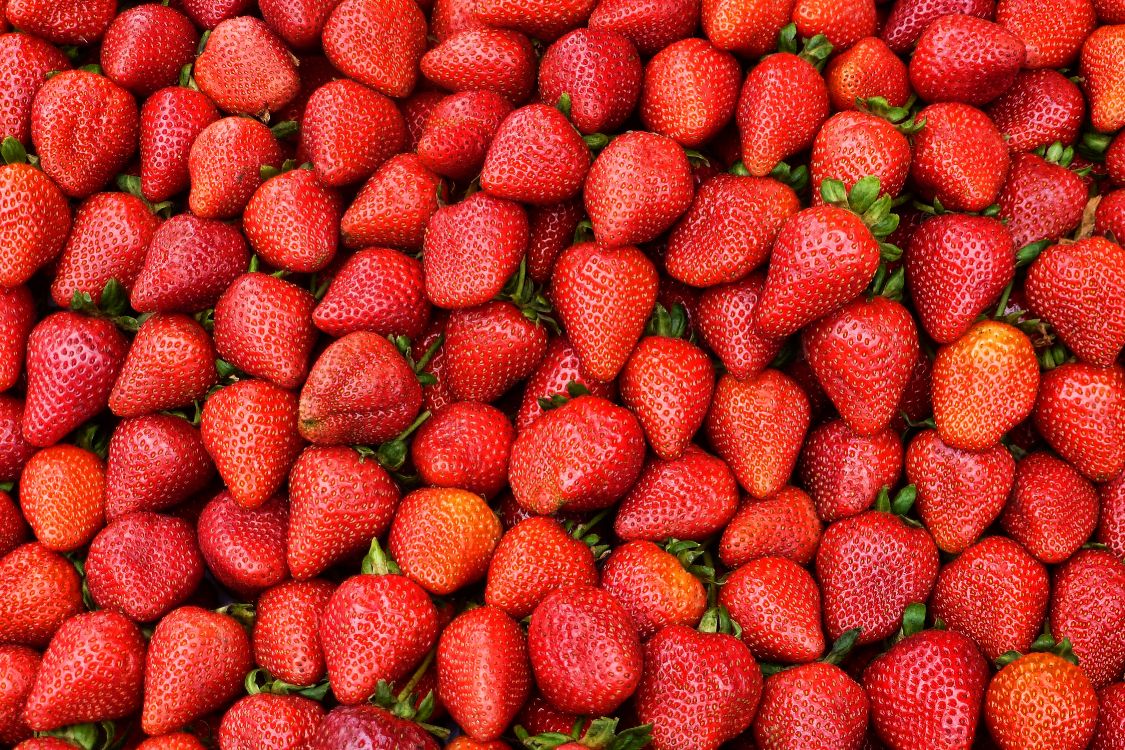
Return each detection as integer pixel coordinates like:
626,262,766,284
0,285,33,391
139,87,220,203
0,33,70,147
253,578,335,686
1082,25,1125,133
322,0,427,98
475,0,597,40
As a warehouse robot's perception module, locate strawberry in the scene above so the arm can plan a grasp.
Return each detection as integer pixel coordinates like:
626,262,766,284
601,540,708,637
526,202,583,286
1035,363,1125,482
24,610,145,731
985,652,1099,750
552,242,658,381
298,331,423,444
702,0,795,58
931,321,1039,451
1100,474,1125,559
424,193,528,309
437,606,531,741
322,0,427,98
863,628,990,750
1098,0,1125,20
201,379,304,509
0,645,37,745
909,15,1026,105
1025,237,1125,367
320,567,439,704
1098,189,1125,239
417,90,511,180
810,112,912,204
815,507,939,645
109,314,217,417
412,401,513,497
589,0,699,55
306,705,440,749
0,162,71,288
792,0,876,49
539,28,643,135
253,578,335,686
474,0,598,40
998,152,1087,249
753,661,869,750
85,510,203,621
31,70,137,199
0,491,24,559
141,606,254,736
694,273,783,379
798,420,903,521
997,0,1094,68
481,104,592,205
528,585,643,715
180,0,255,29
719,486,822,567
198,491,289,596
100,4,198,97
1050,550,1125,688
419,29,538,104
721,556,824,662
431,0,486,40
909,103,1011,212
824,37,911,112
341,154,444,250
138,87,219,203
1081,25,1125,133
218,693,325,750
104,414,214,518
987,70,1085,152
584,131,694,246
880,0,994,52
485,516,599,618
313,247,430,340
706,370,811,499
802,296,919,436
301,79,407,188
23,312,128,447
514,335,614,431
187,117,284,220
1001,452,1099,564
904,213,1015,344
0,285,33,391
243,168,342,274
6,0,115,44
639,38,740,148
443,300,548,402
0,33,70,146
665,174,799,288
0,543,82,647
260,0,342,48
402,90,446,147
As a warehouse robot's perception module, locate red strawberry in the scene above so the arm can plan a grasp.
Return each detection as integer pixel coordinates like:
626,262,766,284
443,300,549,402
322,0,427,98
412,401,513,498
218,693,325,750
0,543,82,647
640,38,740,148
419,29,538,104
1025,237,1125,367
187,117,283,220
526,201,583,284
810,112,912,203
997,0,1094,68
601,540,708,637
0,285,33,391
909,102,1011,212
1081,25,1125,133
998,152,1087,249
481,104,592,205
201,379,304,509
320,568,439,704
721,556,824,662
198,491,289,597
301,78,407,188
485,516,599,618
100,4,198,97
753,661,869,750
719,486,822,567
1100,474,1125,559
1035,363,1125,482
1049,550,1125,688
1001,452,1099,564
665,174,799,288
589,0,699,55
1098,189,1125,239
987,70,1085,152
904,213,1014,344
141,606,254,736
515,335,614,431
815,508,939,645
880,0,994,52
104,414,214,518
0,33,70,146
138,87,220,203
261,0,341,48
538,28,642,135
1094,683,1125,750
6,0,115,44
23,311,128,447
341,154,444,250
180,0,254,29
437,606,531,741
824,37,911,112
706,370,811,499
109,313,217,417
909,15,1025,105
305,705,440,749
799,420,903,521
0,491,25,559
417,90,512,180
694,273,783,380
243,168,342,274
0,162,71,288
863,629,989,749
0,645,37,745
474,0,598,40
431,0,486,40
314,247,429,340
253,578,335,686
702,0,794,58
31,69,137,199
985,652,1099,750
552,242,659,381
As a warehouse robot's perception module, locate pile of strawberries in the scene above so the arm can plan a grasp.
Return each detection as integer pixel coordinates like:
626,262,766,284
3,0,1125,748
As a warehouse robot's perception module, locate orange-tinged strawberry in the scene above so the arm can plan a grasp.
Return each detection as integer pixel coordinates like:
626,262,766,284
1034,363,1125,482
909,102,1010,212
19,445,106,553
985,652,1099,750
1081,25,1125,133
0,543,82,647
322,0,427,98
1001,452,1099,564
0,162,70,288
601,540,708,638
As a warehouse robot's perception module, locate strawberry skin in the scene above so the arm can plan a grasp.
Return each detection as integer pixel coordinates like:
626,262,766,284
538,28,643,135
417,90,512,180
810,112,912,202
694,273,783,380
1001,452,1099,564
322,0,427,98
341,153,443,251
484,516,598,618
138,87,220,203
0,644,37,745
702,0,794,59
719,486,822,567
218,693,325,750
0,163,71,288
1050,549,1125,688
909,15,1026,105
187,117,283,220
443,300,549,402
601,540,708,637
481,103,592,205
7,0,116,43
306,705,440,749
313,247,430,340
109,313,218,418
474,0,598,41
194,16,300,118
253,578,335,687
1034,363,1125,482
880,0,994,52
0,285,34,391
515,334,615,431
721,556,825,663
824,36,911,112
640,38,741,148
0,33,71,147
412,401,514,498
1081,24,1125,133
909,102,1011,213
753,661,868,750
0,543,82,648
243,168,343,274
998,152,1087,249
589,0,699,55
987,70,1085,152
798,420,903,521
104,411,214,517
100,4,198,97
985,653,1099,750
419,28,538,104
197,491,290,597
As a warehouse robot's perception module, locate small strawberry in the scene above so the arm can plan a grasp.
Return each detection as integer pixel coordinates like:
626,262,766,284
694,273,783,379
824,37,911,112
0,644,37,745
515,335,614,431
301,78,407,188
0,162,71,288
0,543,82,647
322,0,427,98
0,285,34,391
1081,25,1125,133
474,0,598,41
998,151,1087,249
305,705,440,749
909,102,1011,212
419,29,538,104
880,0,994,52
640,38,741,148
0,33,70,146
1000,452,1099,564
412,401,514,498
104,414,214,518
538,28,643,135
443,300,548,402
589,0,699,55
1100,474,1125,559
138,87,220,203
100,4,198,97
987,70,1085,152
753,661,869,750
313,247,430,340
109,314,217,417
253,578,335,686
341,154,443,251
417,90,512,181
1034,362,1125,482
601,540,708,637
719,486,822,568
481,104,592,205
798,420,903,521
218,693,325,750
909,15,1026,105
721,556,824,662
243,167,343,274
187,116,284,220
985,652,1099,750
198,491,289,597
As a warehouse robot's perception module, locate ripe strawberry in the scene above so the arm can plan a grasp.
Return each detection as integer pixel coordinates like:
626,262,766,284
1025,237,1125,367
702,0,794,58
997,0,1094,68
589,0,698,55
987,70,1085,152
298,331,423,444
665,174,799,288
485,516,599,618
909,15,1025,105
180,0,255,29
1081,25,1125,133
187,117,283,220
601,540,708,637
475,0,598,40
515,335,614,430
0,491,25,559
985,652,1099,750
443,301,548,402
138,87,219,204
24,610,145,731
753,661,869,750
880,0,994,52
0,645,37,745
109,314,217,417
799,420,903,521
1100,474,1125,559
419,29,538,104
528,203,586,287
412,402,513,498
694,273,783,379
243,168,342,274
529,585,643,715
481,104,592,205
707,370,811,499
301,78,407,188
552,242,658,381
322,0,427,98
810,112,912,204
313,247,429,340
0,33,70,146
863,629,990,749
931,321,1039,451
1035,363,1125,482
198,491,289,597
402,89,446,148
999,152,1087,249
260,0,342,48
431,0,486,41
904,213,1014,344
23,312,128,447
792,0,876,48
31,70,137,199
824,37,911,111
253,578,335,686
104,414,214,518
721,556,824,662
639,38,740,148
719,486,822,567
910,103,1011,212
1049,550,1125,688
0,285,33,391
342,154,443,250
320,569,439,704
416,90,511,180
218,693,325,750
1097,0,1125,20
539,28,642,135
6,0,115,44
1098,189,1125,239
0,162,71,288
815,508,939,644
201,379,303,509
100,4,198,97
0,543,82,647
1001,452,1099,564
141,606,254,736
306,705,440,749
437,606,531,741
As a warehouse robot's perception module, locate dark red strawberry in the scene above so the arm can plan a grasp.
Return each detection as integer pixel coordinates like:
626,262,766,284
909,15,1026,105
314,247,429,340
538,28,643,135
109,313,217,417
301,78,407,188
100,4,198,97
0,491,25,559
998,151,1087,249
525,200,584,283
0,644,37,745
305,705,439,749
187,116,284,220
198,491,289,597
180,0,255,29
880,0,994,52
253,578,335,686
139,87,220,203
104,414,214,518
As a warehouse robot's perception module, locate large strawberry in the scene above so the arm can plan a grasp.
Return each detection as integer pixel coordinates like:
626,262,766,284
243,167,343,274
99,4,198,97
721,556,824,662
19,444,105,552
538,28,643,135
809,111,912,202
109,314,217,417
1034,362,1125,482
985,652,1099,750
909,102,1011,212
481,104,592,205
322,0,427,98
798,419,903,521
880,0,993,52
1050,549,1125,688
824,37,911,111
194,16,299,117
0,543,82,647
640,38,740,148
301,79,407,188
0,161,71,288
909,15,1026,105
1000,452,1099,564
197,491,290,597
753,660,868,750
138,87,220,203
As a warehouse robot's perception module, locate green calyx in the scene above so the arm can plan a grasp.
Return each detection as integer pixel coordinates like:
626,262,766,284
1,136,35,167
995,632,1079,668
369,651,449,739
867,264,906,302
515,718,653,750
116,173,173,217
1078,130,1112,162
662,539,716,582
35,721,118,750
858,95,924,134
354,409,432,472
538,380,591,412
874,483,918,518
822,628,862,666
895,602,928,642
498,259,558,331
698,604,742,639
820,176,900,239
913,196,1001,219
245,668,330,701
563,508,611,560
392,334,443,386
216,602,256,630
1036,141,1077,168
776,23,833,70
269,120,299,140
767,161,810,192
69,278,148,332
361,537,402,576
72,422,110,461
259,158,299,181
644,303,689,339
